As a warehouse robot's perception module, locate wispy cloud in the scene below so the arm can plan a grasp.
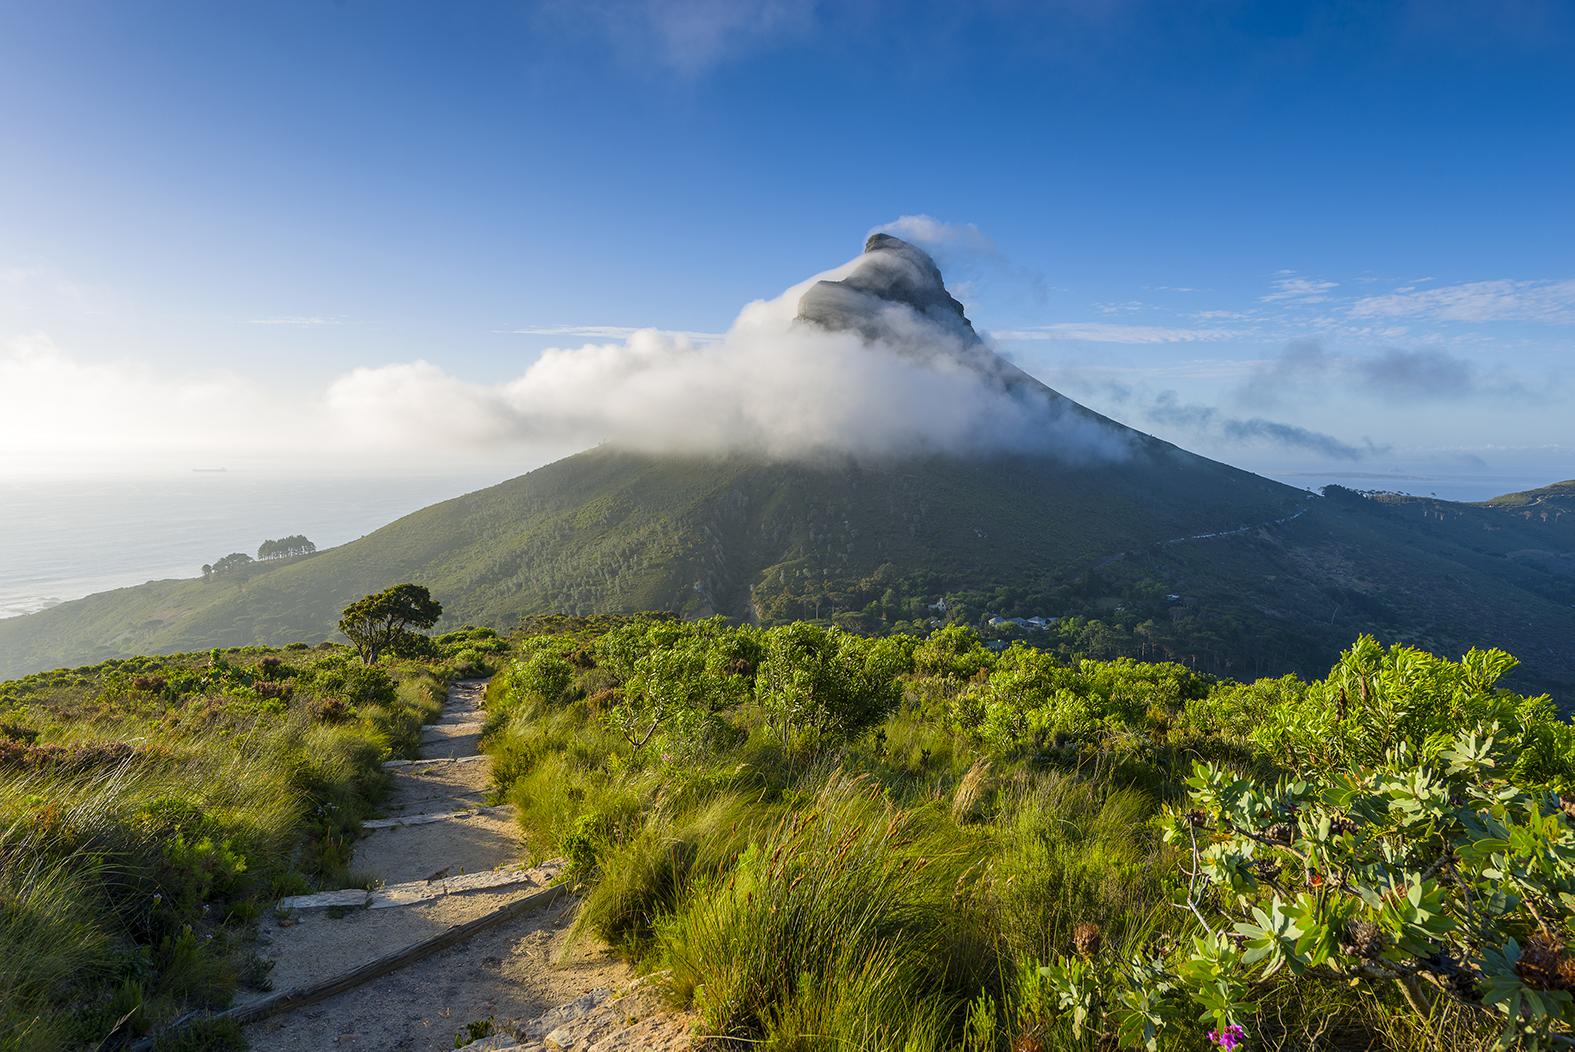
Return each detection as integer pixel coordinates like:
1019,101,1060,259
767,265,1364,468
499,324,725,343
1147,391,1377,460
1349,277,1575,323
1094,300,1147,315
0,264,93,314
0,332,311,470
549,0,818,76
1238,339,1537,406
992,323,1248,344
247,315,343,326
874,215,1055,314
1261,272,1338,305
874,215,996,255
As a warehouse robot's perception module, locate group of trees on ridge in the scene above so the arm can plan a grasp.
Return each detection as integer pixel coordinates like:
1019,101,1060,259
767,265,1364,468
200,534,316,579
257,534,316,560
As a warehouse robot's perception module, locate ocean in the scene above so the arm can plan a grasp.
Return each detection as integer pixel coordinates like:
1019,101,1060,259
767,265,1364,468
1269,471,1554,503
0,472,507,620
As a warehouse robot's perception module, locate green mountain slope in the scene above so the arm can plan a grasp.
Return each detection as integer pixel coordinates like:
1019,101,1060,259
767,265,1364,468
4,451,1574,693
1087,486,1575,690
0,441,1298,676
1482,479,1575,517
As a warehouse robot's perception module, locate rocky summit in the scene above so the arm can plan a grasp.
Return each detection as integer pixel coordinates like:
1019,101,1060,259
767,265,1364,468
796,233,978,344
795,233,1046,397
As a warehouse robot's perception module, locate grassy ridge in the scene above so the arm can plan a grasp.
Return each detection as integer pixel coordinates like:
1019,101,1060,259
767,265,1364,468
0,630,505,1050
483,617,1575,1049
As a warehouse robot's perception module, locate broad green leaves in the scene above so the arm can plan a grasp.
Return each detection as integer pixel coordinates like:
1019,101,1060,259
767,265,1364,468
1048,720,1575,1046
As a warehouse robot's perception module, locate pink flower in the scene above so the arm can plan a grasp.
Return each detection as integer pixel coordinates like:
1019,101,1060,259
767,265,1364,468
1208,1023,1247,1050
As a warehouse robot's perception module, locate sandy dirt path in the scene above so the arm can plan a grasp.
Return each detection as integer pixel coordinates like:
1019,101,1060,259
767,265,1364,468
240,679,637,1051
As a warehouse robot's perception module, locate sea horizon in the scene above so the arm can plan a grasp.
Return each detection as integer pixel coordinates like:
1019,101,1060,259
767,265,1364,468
0,470,507,620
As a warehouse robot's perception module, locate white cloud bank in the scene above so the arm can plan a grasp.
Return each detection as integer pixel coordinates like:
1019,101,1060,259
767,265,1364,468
329,256,1124,462
2,248,1128,476
0,332,318,473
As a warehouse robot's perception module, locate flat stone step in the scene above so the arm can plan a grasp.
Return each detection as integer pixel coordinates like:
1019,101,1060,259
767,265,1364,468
382,753,486,769
476,980,692,1051
352,804,522,884
362,804,513,830
277,860,562,912
381,785,491,814
420,720,485,738
436,705,484,720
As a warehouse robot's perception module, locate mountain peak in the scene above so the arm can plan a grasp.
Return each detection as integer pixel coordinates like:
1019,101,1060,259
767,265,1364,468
796,233,978,346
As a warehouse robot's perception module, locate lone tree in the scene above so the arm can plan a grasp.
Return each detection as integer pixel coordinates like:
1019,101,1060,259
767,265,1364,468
337,583,443,665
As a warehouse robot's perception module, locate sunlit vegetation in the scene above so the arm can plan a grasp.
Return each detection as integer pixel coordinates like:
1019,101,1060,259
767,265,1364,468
485,616,1575,1049
7,597,1573,1049
0,624,507,1049
337,582,444,666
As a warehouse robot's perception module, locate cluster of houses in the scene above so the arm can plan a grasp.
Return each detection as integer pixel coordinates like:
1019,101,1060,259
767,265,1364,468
985,615,1058,630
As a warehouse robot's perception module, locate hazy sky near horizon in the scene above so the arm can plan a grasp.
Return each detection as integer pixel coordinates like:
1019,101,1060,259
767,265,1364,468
1,1,1572,484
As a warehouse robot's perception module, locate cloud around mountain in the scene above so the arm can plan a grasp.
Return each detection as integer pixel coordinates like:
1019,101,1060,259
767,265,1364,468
328,234,1135,463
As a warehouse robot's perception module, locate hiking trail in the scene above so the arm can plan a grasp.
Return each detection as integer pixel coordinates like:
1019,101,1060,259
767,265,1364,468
237,678,691,1051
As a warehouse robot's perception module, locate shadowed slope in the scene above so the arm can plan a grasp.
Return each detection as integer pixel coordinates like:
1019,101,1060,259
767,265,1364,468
0,440,1298,677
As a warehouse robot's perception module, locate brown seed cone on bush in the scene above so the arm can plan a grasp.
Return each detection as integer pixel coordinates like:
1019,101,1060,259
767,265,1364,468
1341,919,1384,958
1516,932,1575,992
1012,1036,1045,1052
1073,921,1102,958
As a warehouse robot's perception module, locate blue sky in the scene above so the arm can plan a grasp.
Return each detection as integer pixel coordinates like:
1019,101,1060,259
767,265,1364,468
1,1,1572,490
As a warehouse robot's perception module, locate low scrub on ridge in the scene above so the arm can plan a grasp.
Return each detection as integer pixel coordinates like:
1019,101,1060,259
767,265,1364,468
485,617,1575,1050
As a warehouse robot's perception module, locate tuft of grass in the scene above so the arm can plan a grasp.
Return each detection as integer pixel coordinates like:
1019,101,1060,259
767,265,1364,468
987,771,1172,966
950,757,994,824
0,837,114,1048
574,789,759,952
658,774,995,1050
